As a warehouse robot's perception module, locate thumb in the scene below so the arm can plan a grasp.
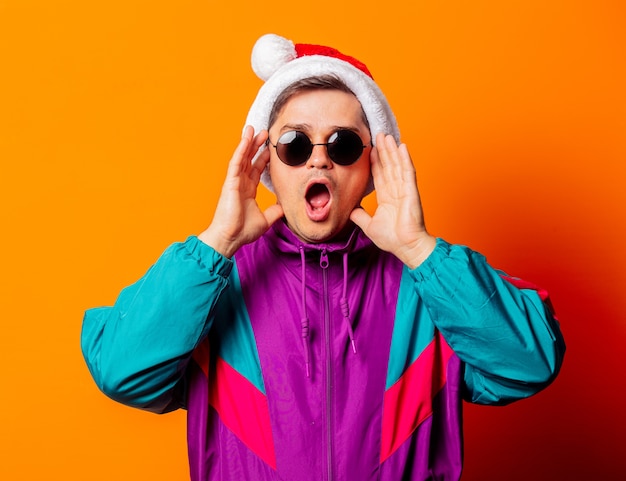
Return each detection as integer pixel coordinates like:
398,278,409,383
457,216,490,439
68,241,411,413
263,203,285,227
350,207,372,232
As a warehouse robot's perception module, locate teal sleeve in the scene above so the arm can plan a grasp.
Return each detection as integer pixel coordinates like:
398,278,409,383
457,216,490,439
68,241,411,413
409,238,565,405
80,236,233,413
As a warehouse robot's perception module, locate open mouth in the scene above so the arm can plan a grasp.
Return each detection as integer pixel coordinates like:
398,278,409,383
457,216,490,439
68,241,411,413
305,182,332,221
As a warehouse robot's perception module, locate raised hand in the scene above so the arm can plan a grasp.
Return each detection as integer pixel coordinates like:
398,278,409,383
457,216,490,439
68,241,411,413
350,133,436,269
198,126,284,258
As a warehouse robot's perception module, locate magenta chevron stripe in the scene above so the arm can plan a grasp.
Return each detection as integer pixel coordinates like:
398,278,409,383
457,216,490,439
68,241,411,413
210,357,276,469
380,332,454,462
192,342,276,469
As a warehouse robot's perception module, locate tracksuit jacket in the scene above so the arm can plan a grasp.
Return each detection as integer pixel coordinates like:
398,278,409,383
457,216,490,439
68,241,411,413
81,220,565,480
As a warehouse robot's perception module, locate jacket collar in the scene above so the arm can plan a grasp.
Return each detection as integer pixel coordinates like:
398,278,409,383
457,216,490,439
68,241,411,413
266,218,373,256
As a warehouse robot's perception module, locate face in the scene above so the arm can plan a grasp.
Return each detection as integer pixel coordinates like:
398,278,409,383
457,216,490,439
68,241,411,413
268,89,372,244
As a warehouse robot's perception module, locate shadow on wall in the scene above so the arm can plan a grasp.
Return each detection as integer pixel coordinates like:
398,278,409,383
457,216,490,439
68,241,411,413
434,143,626,480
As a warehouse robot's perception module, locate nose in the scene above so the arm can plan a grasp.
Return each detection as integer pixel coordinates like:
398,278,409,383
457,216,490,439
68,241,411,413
306,144,333,170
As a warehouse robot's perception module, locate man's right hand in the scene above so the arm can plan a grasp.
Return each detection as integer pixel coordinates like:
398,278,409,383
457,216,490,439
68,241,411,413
198,125,284,258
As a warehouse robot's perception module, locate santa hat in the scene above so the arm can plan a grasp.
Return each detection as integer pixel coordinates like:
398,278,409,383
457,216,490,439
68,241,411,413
245,33,400,193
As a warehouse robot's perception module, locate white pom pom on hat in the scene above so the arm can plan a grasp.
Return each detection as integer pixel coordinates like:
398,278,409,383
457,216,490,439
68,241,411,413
251,34,297,81
245,33,400,194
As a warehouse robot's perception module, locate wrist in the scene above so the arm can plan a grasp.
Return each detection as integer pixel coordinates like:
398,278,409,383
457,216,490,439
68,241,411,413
398,234,437,270
198,227,239,259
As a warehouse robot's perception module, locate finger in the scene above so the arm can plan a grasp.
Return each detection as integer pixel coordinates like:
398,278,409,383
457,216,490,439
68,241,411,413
243,129,267,162
242,125,254,140
398,143,416,172
371,133,391,176
376,132,399,155
245,129,269,175
378,134,400,159
383,135,403,170
371,137,398,197
369,143,383,184
250,146,270,181
226,135,253,178
227,127,264,178
250,129,269,161
374,133,388,162
242,128,265,166
375,133,404,186
383,137,416,186
252,129,269,150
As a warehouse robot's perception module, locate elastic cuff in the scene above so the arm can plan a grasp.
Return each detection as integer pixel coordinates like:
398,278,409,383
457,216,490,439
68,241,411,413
183,235,233,279
409,238,451,282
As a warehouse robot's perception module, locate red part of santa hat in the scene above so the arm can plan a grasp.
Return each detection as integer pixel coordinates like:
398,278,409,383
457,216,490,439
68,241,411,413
294,43,373,79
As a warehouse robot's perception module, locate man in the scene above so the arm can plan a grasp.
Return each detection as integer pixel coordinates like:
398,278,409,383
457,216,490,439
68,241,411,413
81,34,565,480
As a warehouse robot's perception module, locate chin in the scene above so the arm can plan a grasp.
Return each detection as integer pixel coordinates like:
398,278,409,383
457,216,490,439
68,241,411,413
296,219,355,244
300,229,335,244
288,220,335,244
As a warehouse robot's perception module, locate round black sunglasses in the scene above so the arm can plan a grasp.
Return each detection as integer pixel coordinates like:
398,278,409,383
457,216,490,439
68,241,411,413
267,130,371,167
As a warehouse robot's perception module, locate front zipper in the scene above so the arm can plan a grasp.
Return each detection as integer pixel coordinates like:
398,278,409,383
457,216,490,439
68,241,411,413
320,248,333,481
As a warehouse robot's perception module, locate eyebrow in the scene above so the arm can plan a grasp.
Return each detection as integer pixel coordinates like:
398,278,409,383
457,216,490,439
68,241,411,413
279,123,311,133
279,123,365,135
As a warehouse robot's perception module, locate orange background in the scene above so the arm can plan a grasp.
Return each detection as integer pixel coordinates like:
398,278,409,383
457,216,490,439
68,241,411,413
1,1,625,479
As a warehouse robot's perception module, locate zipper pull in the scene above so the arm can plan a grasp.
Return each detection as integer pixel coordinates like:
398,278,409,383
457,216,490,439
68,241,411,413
319,249,329,269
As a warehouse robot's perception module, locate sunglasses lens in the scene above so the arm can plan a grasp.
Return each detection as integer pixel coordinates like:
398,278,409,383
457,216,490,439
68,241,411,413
276,131,312,166
327,130,365,166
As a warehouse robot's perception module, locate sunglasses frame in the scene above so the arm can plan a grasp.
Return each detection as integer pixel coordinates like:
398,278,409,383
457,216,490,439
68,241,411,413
267,129,372,167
